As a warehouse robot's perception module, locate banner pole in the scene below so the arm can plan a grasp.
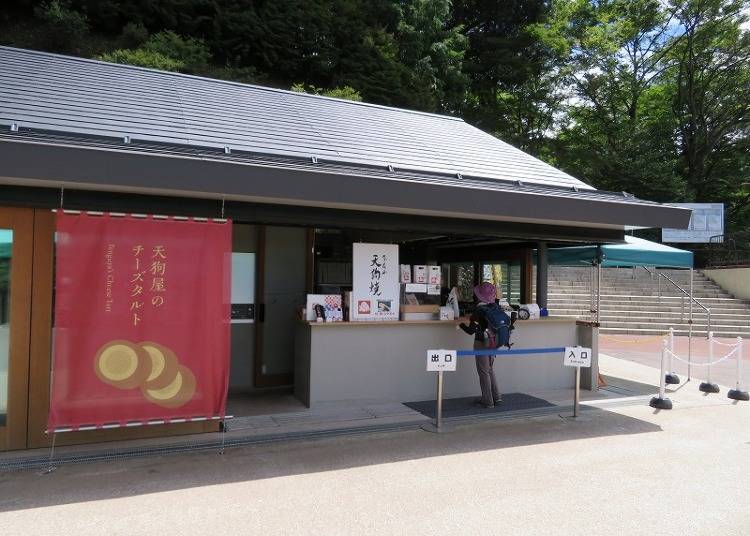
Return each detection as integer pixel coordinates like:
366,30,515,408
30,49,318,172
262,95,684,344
574,366,581,418
40,433,58,475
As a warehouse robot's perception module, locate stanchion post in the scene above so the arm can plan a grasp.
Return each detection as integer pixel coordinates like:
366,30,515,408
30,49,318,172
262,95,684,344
665,327,680,384
650,339,673,410
435,370,444,430
728,337,749,401
699,331,720,393
688,268,693,381
573,367,581,417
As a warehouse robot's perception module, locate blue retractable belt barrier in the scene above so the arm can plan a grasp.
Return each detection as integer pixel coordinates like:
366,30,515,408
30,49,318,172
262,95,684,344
456,347,566,357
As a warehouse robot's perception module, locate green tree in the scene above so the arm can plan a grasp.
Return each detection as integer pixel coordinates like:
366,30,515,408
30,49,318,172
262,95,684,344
537,0,684,199
97,49,184,71
291,84,363,101
396,0,468,113
33,0,90,54
452,0,556,148
97,31,211,74
670,0,750,232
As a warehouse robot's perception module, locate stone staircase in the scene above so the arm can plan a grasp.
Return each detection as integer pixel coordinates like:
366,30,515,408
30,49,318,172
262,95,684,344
545,266,750,338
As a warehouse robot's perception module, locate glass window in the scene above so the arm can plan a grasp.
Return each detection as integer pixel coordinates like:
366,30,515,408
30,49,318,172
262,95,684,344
0,229,12,427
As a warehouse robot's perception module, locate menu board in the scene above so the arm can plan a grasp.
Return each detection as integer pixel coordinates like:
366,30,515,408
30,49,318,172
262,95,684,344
352,243,399,321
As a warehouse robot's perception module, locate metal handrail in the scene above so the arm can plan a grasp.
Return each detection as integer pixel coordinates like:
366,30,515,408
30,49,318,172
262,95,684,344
657,272,711,335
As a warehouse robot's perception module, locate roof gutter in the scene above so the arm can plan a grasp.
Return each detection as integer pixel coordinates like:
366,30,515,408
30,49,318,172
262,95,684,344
0,139,691,230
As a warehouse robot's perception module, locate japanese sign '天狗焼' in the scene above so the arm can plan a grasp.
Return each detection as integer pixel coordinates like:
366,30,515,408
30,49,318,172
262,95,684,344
352,243,399,321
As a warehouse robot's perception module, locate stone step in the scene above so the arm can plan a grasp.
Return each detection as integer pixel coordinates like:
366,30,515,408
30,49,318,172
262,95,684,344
599,327,749,338
551,309,750,321
546,292,747,302
551,316,750,338
597,320,750,333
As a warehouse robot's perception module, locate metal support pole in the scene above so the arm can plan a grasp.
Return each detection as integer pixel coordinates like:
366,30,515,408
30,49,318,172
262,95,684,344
699,331,719,393
595,262,601,325
728,337,749,401
650,339,672,409
436,370,444,430
536,241,548,309
574,366,581,417
688,268,693,380
589,264,594,322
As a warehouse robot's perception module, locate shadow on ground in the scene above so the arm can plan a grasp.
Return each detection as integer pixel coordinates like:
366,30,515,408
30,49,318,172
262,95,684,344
0,406,661,512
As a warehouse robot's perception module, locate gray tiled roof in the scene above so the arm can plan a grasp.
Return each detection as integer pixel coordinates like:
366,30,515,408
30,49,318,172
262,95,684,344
0,46,592,190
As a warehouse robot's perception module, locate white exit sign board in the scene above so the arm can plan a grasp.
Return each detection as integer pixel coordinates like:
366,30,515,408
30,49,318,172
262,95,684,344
564,346,592,368
426,349,457,372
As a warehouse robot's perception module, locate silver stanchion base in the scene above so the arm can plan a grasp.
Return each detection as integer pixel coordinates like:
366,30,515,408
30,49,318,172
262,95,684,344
420,422,451,433
727,389,749,401
649,397,673,410
559,412,591,421
699,382,720,394
665,373,680,385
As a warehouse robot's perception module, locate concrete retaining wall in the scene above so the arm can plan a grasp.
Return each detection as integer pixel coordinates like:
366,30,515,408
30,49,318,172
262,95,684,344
702,268,750,300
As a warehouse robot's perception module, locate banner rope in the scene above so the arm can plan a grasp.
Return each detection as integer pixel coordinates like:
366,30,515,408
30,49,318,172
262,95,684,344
456,347,565,357
665,346,738,367
711,339,742,348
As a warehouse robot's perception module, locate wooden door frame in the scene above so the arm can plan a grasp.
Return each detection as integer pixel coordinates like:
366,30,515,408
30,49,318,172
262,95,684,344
0,207,33,452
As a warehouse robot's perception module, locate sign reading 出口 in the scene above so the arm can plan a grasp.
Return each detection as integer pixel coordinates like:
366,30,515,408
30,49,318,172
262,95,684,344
48,212,232,431
426,349,458,372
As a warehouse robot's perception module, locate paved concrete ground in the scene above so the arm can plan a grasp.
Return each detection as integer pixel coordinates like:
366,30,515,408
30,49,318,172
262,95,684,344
1,355,748,535
601,334,748,388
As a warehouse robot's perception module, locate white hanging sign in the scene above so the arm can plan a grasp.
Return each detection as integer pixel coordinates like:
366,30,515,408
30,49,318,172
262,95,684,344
352,243,399,321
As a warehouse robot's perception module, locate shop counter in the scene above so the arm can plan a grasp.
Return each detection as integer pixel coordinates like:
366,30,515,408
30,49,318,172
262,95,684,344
294,317,598,407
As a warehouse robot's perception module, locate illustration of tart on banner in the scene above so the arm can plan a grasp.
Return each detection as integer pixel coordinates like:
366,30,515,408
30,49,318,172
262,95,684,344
94,340,196,408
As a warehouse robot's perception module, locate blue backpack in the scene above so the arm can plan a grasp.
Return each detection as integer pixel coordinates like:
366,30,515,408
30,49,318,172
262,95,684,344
478,304,513,349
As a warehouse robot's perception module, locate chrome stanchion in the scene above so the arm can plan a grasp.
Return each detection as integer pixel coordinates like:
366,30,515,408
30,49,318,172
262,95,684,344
573,367,581,417
436,370,444,430
728,337,749,401
699,331,720,393
665,327,680,384
688,268,693,380
650,339,673,410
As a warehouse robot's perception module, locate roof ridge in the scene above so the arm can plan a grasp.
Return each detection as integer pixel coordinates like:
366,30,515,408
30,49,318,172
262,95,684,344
0,45,466,123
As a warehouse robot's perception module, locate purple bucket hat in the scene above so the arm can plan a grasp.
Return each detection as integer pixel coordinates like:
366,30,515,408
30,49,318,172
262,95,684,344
474,282,497,303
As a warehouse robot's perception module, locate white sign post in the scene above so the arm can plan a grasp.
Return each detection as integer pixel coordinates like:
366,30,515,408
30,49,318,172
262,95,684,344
424,349,457,432
564,346,592,417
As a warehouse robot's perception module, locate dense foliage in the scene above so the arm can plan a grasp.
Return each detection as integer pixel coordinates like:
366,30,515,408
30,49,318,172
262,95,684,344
1,0,749,234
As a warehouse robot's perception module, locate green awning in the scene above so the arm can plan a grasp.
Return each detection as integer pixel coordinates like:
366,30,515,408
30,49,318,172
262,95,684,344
547,236,693,269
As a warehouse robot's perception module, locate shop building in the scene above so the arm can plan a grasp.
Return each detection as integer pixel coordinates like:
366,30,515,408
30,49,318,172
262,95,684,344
0,46,689,451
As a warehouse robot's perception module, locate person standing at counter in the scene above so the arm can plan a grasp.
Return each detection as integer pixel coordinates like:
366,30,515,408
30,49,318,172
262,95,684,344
459,282,502,408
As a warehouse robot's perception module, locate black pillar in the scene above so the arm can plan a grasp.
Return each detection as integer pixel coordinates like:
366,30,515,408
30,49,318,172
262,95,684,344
536,241,548,308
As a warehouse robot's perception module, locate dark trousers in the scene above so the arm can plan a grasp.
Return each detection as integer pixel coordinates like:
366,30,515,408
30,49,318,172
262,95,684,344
474,341,500,405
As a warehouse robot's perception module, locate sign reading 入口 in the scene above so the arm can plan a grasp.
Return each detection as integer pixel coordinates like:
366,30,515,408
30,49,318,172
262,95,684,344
426,349,457,372
564,346,592,368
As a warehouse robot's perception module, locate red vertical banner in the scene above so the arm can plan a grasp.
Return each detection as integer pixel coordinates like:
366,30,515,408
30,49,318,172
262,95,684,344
48,212,232,431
